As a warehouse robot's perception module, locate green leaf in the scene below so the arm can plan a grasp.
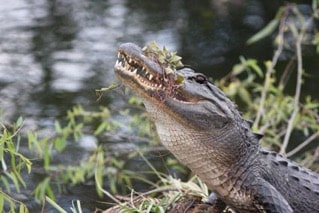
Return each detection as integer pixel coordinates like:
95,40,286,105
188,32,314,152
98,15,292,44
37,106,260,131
1,176,10,192
54,137,67,152
247,19,279,45
175,74,184,84
15,117,24,128
19,203,28,213
232,63,246,76
247,60,263,77
0,194,3,212
94,122,107,136
35,177,51,201
7,172,20,192
13,166,26,188
143,41,183,70
54,120,62,134
45,196,68,213
44,145,51,170
95,83,120,100
45,184,55,201
0,140,3,161
25,158,32,173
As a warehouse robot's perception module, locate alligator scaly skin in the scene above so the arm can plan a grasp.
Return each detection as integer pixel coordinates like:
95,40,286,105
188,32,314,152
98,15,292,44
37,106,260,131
114,43,319,212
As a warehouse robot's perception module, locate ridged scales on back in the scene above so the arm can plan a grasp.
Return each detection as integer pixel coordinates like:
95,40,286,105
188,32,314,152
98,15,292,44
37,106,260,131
114,43,319,212
258,149,319,212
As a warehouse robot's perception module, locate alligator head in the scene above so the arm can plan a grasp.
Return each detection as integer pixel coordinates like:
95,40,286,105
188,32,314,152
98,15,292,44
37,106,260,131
114,43,260,191
115,43,240,130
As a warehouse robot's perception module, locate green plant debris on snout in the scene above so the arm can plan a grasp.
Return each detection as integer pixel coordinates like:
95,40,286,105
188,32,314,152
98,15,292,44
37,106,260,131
142,41,184,75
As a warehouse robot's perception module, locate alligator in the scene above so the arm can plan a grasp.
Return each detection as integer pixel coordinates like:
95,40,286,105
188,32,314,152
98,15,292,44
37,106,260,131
114,42,319,213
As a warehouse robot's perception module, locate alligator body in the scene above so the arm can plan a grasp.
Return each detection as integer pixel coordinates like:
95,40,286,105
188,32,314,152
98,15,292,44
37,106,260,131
114,43,319,213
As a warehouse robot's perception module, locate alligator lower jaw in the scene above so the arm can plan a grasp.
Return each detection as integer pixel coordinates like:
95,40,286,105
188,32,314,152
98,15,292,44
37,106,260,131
114,52,191,103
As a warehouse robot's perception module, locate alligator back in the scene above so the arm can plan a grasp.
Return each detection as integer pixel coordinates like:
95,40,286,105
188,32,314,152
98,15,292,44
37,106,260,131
259,149,319,212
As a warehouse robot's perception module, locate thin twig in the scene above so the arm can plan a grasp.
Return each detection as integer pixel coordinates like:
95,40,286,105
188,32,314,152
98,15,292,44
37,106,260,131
278,57,296,90
286,131,319,157
95,169,122,204
130,189,136,209
131,186,179,201
303,148,319,169
279,43,302,154
279,17,314,155
254,13,287,128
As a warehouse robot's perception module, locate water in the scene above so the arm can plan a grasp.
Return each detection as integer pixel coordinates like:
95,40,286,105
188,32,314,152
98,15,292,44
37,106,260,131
0,0,318,212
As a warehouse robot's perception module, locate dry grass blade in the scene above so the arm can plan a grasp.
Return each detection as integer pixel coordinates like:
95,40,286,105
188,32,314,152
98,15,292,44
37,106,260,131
96,83,121,101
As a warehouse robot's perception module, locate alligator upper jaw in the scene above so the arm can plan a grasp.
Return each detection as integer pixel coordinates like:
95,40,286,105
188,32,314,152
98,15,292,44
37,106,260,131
114,43,192,103
114,50,166,92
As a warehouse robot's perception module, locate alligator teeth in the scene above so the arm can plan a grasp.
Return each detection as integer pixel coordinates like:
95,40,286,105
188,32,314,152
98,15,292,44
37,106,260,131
116,60,122,67
133,69,137,74
117,52,120,58
149,74,153,81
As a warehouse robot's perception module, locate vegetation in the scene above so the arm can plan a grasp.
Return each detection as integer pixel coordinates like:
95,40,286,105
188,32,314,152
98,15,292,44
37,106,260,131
219,3,319,163
143,41,184,75
0,117,30,212
0,2,319,213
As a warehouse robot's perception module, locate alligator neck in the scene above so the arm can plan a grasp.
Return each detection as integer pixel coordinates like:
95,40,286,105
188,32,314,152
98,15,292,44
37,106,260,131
143,98,259,190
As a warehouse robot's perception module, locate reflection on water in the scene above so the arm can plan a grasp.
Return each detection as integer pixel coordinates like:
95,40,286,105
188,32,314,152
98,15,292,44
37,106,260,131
0,0,318,211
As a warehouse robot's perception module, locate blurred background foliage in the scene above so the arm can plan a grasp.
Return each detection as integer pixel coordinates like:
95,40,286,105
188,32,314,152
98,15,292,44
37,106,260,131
0,1,319,212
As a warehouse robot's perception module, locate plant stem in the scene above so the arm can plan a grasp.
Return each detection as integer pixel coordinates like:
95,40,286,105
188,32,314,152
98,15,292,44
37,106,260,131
95,169,122,204
287,131,319,157
254,14,286,129
279,17,314,155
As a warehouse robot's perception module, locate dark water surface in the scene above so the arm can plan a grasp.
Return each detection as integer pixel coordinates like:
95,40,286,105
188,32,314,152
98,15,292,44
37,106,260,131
0,0,318,212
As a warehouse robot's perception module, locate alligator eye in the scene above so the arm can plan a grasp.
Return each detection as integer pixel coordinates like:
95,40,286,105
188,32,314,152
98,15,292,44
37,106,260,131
194,74,207,84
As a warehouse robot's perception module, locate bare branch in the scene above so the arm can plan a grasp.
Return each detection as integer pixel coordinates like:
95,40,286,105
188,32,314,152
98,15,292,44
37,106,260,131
254,13,286,129
279,17,314,155
95,169,122,204
287,131,319,157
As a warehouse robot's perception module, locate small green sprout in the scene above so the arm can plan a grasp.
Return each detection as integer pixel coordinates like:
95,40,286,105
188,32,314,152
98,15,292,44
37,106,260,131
143,41,183,75
95,83,120,101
